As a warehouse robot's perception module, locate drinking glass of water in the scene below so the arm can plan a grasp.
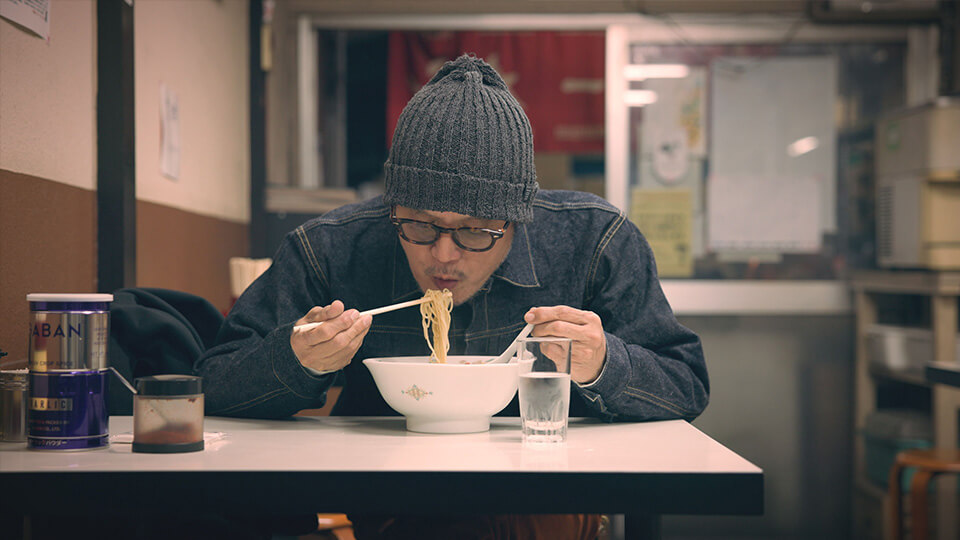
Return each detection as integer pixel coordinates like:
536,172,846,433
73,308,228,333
517,337,572,444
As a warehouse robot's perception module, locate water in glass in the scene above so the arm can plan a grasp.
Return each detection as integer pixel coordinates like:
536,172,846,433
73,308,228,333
519,371,571,443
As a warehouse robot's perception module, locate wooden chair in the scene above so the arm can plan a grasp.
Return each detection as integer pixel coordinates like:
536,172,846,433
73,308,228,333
888,448,960,540
305,514,354,540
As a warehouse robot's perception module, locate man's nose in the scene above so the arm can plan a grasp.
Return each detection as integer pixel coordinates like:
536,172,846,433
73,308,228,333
431,233,462,263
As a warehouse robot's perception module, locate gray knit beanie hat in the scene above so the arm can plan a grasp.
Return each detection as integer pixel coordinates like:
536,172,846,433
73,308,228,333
384,54,538,223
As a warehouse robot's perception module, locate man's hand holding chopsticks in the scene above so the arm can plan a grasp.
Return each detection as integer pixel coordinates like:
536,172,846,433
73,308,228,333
291,300,372,373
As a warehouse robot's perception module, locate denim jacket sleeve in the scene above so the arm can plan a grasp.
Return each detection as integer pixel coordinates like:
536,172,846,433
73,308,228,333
194,230,337,418
572,214,709,422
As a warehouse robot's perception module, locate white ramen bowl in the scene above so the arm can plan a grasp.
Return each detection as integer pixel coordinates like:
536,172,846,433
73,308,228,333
363,355,519,434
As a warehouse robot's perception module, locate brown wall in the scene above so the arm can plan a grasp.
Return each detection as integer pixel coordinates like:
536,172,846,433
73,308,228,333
0,169,248,367
0,170,97,367
137,201,248,313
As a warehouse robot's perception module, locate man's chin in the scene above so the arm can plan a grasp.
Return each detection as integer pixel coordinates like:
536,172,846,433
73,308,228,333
452,284,486,306
420,283,478,307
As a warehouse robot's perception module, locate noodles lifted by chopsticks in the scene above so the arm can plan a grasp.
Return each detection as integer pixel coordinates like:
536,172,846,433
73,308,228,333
420,289,453,363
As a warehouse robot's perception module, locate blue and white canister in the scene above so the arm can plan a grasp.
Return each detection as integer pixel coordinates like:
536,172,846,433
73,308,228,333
27,293,113,450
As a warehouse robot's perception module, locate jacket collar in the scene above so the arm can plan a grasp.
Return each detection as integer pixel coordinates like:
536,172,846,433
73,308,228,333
390,223,540,301
391,239,422,301
489,223,540,289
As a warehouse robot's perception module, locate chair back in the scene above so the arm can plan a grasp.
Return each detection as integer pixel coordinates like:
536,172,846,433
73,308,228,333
108,288,224,414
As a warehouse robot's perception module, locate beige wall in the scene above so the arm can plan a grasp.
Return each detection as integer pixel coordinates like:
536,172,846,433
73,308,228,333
135,0,250,223
0,0,249,365
0,0,97,190
0,1,98,365
272,0,802,15
132,0,250,304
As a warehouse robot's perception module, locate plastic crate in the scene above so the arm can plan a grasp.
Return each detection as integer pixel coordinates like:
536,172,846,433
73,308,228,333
865,324,933,373
865,324,960,373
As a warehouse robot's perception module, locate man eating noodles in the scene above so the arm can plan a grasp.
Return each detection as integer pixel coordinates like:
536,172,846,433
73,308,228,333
197,54,708,540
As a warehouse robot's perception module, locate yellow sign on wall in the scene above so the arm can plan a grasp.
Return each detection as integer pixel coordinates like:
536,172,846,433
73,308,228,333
629,189,693,278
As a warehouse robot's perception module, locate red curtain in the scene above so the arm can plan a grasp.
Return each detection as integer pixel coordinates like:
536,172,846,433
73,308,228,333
386,31,605,154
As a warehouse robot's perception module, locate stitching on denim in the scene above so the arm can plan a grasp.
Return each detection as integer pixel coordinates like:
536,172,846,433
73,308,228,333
390,237,423,301
300,207,389,231
623,386,689,416
369,327,422,333
482,293,490,336
367,326,468,339
492,223,539,288
271,346,321,400
467,321,526,341
580,391,601,403
495,276,539,288
585,213,624,304
533,200,620,215
295,226,328,289
623,389,685,416
368,329,421,337
625,385,690,414
523,224,540,285
463,320,525,340
214,387,287,415
369,325,450,333
577,391,613,417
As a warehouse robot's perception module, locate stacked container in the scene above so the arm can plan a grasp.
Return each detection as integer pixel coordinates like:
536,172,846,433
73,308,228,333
27,293,113,450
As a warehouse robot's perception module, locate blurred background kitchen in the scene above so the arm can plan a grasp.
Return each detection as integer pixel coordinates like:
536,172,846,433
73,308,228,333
2,1,960,539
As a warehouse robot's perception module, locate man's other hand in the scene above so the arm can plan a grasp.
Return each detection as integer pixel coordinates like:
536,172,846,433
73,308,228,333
524,305,606,384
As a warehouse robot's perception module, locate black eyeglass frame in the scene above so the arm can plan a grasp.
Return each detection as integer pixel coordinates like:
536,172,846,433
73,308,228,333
390,209,509,252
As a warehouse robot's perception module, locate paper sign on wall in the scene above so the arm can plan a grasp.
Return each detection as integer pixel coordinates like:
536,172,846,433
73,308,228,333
629,189,693,278
160,84,181,180
1,0,50,40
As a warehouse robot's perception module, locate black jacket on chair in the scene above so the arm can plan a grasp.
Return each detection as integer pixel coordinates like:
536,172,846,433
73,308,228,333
108,288,224,415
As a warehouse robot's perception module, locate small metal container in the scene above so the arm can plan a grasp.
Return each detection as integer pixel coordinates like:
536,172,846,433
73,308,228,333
133,375,204,453
1,369,28,443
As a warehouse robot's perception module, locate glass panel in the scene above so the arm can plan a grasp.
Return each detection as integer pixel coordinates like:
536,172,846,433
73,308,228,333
624,42,906,280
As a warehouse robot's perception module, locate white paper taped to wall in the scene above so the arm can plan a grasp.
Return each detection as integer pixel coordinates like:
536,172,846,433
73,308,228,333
1,0,50,40
160,83,181,180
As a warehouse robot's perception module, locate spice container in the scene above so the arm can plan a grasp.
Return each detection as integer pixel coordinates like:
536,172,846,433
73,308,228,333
27,293,112,450
1,369,29,442
133,375,204,453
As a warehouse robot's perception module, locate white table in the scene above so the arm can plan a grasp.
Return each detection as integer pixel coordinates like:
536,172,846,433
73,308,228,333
0,416,763,539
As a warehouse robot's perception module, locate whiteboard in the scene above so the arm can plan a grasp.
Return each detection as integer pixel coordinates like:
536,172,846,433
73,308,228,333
708,56,837,250
707,174,821,253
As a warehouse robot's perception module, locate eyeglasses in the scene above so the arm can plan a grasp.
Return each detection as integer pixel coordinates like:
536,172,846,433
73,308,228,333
390,210,508,252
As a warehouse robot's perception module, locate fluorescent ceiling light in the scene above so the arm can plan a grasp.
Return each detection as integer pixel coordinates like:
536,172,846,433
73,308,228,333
624,90,658,107
623,64,690,81
787,136,819,157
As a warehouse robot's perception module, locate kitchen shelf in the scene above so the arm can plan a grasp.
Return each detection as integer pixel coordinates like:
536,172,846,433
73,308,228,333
869,364,930,387
852,270,960,540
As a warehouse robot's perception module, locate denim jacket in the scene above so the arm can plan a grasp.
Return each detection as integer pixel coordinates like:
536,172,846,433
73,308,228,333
196,190,708,422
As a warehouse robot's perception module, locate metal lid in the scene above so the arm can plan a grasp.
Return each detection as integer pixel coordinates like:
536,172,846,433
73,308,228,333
135,375,202,396
27,293,114,302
